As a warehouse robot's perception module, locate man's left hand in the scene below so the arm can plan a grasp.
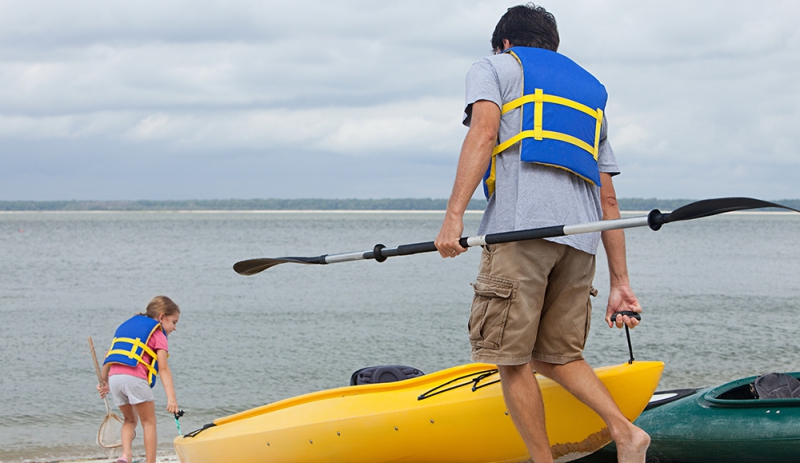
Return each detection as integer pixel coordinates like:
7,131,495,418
605,283,642,329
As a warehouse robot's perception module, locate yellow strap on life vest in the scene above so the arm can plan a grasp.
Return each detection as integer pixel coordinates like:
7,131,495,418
493,90,603,159
485,89,604,197
501,91,602,126
107,336,159,378
593,107,603,159
492,129,596,159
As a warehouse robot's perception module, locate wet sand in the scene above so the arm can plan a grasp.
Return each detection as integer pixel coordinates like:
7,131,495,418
54,454,179,463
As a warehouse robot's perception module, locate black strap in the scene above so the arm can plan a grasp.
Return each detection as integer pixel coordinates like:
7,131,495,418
611,311,641,364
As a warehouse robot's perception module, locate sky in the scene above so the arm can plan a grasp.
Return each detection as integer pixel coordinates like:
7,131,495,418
1,0,799,201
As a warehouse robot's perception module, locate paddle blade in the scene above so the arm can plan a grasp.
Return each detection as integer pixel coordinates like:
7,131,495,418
233,256,326,275
665,197,799,223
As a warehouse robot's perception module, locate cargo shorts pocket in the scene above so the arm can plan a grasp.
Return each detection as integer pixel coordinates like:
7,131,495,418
468,276,515,349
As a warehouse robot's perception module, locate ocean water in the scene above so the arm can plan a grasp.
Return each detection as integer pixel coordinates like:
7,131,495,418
1,210,799,462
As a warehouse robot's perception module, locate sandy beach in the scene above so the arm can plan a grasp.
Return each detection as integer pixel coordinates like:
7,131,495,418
54,454,179,463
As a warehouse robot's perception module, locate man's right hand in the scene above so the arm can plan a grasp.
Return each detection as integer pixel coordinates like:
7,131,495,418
435,215,466,258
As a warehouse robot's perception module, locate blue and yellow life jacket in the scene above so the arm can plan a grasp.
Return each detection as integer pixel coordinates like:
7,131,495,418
483,47,608,199
103,315,164,388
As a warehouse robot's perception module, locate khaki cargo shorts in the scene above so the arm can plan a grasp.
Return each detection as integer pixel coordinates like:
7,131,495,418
468,239,596,366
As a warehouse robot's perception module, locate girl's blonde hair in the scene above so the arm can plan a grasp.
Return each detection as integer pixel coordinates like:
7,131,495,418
141,295,180,318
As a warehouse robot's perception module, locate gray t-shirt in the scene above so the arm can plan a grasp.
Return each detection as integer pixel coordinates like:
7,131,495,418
464,52,620,255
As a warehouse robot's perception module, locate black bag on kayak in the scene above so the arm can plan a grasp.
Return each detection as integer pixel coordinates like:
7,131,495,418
751,372,800,399
350,365,424,386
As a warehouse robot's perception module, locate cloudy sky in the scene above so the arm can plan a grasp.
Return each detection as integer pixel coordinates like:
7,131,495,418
2,0,798,201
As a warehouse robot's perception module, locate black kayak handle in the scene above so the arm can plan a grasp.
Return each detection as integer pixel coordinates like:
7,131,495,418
610,311,641,364
611,311,641,323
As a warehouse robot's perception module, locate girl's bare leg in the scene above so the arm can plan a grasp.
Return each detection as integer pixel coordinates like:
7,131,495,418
133,401,158,463
117,404,137,463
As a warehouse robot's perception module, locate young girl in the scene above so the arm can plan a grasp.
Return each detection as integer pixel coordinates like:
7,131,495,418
97,296,181,463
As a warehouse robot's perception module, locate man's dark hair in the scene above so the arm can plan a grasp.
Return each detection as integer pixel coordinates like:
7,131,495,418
491,3,559,52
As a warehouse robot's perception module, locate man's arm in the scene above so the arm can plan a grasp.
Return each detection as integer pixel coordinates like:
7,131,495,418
599,172,642,328
434,100,501,258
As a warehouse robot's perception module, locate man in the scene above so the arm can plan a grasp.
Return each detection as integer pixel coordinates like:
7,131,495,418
434,4,650,463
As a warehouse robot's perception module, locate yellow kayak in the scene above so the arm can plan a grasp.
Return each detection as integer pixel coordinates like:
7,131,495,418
174,361,663,463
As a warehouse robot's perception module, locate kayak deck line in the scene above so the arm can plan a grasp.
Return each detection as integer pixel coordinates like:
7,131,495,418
417,368,499,400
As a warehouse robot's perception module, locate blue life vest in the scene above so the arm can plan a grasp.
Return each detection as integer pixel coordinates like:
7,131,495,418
103,315,164,388
483,47,608,199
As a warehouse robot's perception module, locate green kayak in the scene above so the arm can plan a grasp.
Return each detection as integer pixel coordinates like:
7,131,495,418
577,372,800,463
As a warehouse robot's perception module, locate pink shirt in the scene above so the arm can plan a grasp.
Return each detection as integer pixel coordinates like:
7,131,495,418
109,328,169,381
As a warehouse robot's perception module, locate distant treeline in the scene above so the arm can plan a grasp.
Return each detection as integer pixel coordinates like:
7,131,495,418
1,198,465,211
1,198,798,212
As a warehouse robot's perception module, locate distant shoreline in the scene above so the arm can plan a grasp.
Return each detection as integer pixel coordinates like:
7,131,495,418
0,209,482,214
2,198,798,212
2,209,798,216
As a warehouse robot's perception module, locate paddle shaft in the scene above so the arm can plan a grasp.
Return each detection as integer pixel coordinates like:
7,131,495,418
233,198,799,275
325,216,649,264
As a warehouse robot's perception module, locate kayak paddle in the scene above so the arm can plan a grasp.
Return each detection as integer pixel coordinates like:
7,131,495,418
233,197,798,276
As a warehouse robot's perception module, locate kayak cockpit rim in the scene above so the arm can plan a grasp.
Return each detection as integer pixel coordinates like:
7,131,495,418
703,372,800,408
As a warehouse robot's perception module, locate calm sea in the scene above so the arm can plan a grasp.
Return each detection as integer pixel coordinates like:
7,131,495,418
1,210,799,462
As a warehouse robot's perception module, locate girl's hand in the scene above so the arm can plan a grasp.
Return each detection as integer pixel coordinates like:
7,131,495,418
166,400,180,414
97,382,109,399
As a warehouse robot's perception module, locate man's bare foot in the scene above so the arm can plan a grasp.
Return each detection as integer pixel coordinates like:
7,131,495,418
614,425,650,463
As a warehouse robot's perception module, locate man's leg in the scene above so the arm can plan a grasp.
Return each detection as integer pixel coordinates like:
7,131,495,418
531,359,650,463
498,362,555,463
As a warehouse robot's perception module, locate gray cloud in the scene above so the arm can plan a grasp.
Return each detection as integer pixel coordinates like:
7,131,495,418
1,0,798,200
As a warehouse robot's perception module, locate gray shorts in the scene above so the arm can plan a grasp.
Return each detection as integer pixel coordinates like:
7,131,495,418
109,374,154,406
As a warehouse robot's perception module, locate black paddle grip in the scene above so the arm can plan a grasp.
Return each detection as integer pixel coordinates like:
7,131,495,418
647,209,666,231
373,244,387,262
